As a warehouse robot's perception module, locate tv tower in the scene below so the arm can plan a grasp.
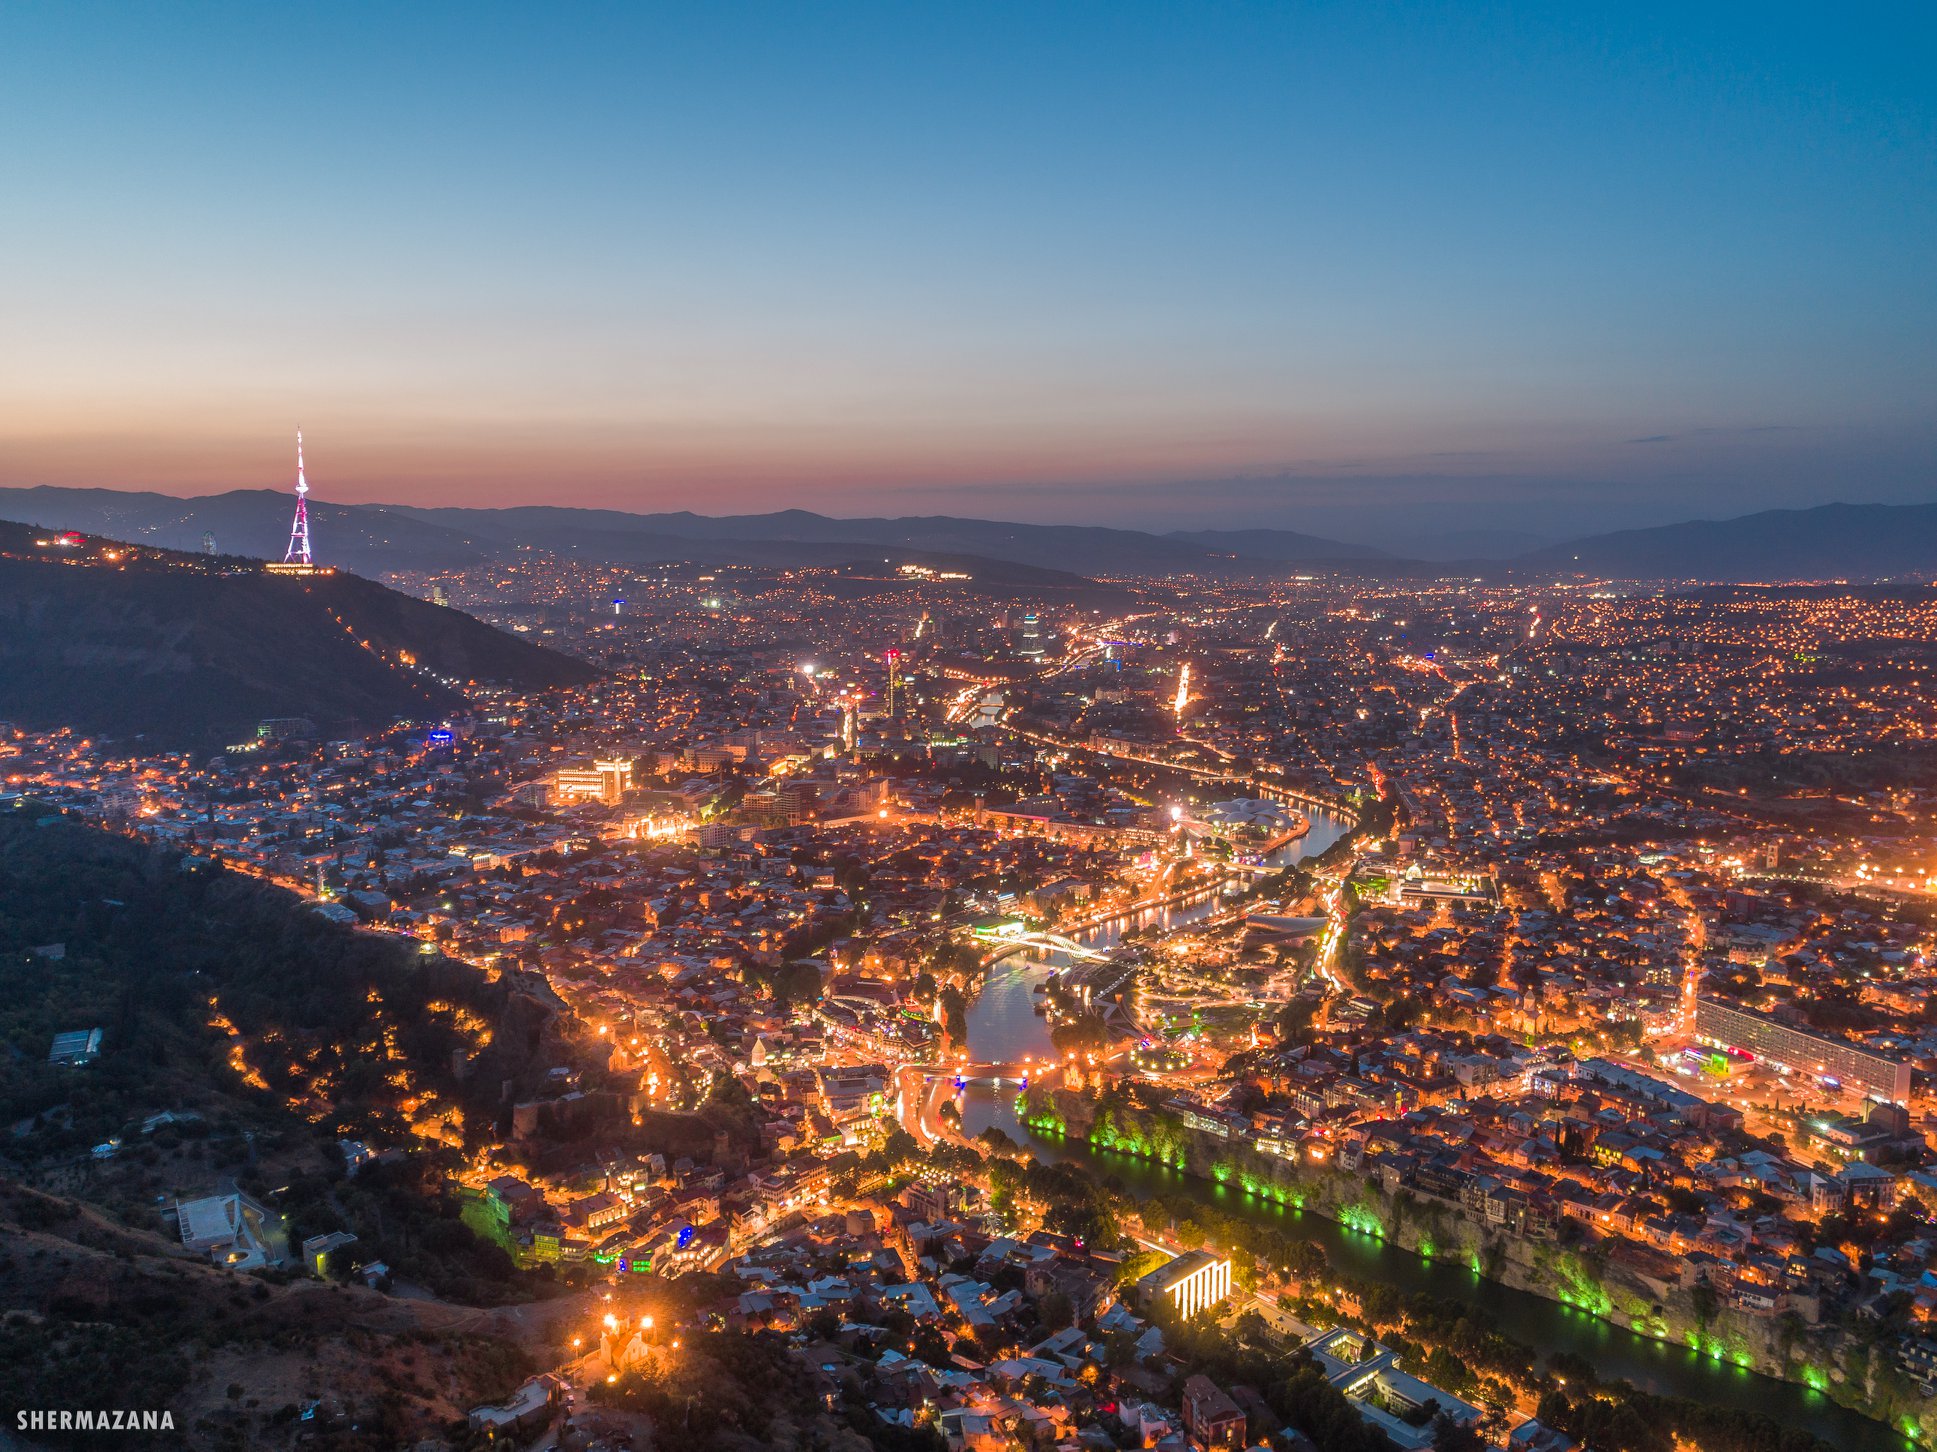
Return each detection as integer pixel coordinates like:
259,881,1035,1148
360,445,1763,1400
283,429,312,566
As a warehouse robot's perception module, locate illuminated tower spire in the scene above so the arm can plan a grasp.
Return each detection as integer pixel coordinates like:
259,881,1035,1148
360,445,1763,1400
283,429,312,565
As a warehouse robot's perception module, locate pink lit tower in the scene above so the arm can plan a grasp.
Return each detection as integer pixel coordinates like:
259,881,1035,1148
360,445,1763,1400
283,429,312,565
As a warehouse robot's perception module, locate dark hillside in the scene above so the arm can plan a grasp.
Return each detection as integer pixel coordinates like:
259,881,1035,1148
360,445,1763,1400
0,809,583,1444
0,520,597,744
0,810,559,1168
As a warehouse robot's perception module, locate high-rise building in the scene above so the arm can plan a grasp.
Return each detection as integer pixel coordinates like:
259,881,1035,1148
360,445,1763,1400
1694,997,1909,1104
553,758,634,806
1134,1249,1231,1318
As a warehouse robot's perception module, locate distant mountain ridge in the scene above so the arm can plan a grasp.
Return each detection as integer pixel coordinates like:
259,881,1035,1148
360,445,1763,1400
0,486,1931,582
385,503,1276,573
1166,527,1390,561
0,488,1379,577
0,519,597,744
1519,501,1937,581
0,487,508,575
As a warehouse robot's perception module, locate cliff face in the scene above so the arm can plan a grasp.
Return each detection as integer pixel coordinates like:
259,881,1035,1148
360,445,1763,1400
1022,1086,1918,1434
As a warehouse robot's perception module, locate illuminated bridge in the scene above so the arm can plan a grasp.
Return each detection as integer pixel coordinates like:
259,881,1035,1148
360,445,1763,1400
980,929,1111,963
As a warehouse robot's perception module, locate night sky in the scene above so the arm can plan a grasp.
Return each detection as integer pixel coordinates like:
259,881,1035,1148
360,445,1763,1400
2,1,1931,546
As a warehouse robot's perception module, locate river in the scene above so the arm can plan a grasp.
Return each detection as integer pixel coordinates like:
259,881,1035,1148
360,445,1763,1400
963,810,1352,1066
959,809,1899,1451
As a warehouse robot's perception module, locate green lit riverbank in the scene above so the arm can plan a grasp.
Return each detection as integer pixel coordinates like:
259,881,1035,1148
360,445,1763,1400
958,804,1916,1449
962,1086,1911,1452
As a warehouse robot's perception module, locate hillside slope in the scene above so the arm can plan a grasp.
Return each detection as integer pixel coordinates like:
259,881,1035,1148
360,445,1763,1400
0,521,597,744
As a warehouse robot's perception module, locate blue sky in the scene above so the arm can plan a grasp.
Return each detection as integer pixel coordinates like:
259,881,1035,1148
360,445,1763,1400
0,1,1931,543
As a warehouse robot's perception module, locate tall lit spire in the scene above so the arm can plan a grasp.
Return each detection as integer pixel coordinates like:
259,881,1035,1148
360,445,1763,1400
283,428,312,565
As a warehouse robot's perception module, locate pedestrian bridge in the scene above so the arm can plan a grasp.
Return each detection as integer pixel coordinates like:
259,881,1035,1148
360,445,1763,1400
1021,930,1109,959
914,1062,1042,1088
983,929,1109,962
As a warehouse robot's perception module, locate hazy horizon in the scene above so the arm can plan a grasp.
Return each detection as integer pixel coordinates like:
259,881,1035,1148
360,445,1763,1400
2,3,1932,542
